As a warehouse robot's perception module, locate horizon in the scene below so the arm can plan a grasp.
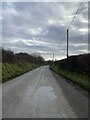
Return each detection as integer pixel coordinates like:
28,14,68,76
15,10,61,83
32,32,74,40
1,47,89,62
1,2,88,61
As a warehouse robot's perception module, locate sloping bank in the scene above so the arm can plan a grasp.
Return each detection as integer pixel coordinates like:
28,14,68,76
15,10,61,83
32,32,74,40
2,63,39,83
50,65,90,91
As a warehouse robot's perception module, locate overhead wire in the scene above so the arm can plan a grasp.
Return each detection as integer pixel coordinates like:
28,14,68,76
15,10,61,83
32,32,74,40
61,1,83,42
68,1,83,29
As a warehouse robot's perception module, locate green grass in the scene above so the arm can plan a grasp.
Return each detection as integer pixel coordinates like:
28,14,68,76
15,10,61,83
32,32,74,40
50,64,90,91
0,63,2,83
2,63,39,83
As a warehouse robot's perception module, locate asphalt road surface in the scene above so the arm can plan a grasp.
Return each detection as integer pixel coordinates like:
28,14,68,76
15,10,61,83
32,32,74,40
2,66,88,118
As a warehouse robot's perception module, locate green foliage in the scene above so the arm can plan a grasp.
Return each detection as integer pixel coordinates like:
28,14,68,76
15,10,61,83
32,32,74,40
53,54,90,77
1,48,45,83
2,48,45,65
50,64,90,91
2,63,39,83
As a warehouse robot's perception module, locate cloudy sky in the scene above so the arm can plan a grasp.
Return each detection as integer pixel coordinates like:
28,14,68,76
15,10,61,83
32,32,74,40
1,2,88,60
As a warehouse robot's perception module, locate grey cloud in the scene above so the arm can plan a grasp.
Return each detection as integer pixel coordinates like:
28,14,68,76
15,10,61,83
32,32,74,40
2,2,88,60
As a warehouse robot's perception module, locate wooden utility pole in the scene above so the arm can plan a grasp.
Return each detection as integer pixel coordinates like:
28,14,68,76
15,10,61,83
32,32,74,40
67,29,69,71
67,29,69,58
53,53,54,62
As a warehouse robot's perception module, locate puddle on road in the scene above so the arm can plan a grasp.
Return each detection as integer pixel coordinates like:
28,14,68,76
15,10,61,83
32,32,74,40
32,86,57,106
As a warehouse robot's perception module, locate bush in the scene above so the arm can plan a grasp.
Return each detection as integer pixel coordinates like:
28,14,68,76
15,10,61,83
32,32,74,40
2,63,39,82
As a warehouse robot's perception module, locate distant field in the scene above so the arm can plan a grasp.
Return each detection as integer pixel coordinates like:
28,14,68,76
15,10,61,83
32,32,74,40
2,63,39,83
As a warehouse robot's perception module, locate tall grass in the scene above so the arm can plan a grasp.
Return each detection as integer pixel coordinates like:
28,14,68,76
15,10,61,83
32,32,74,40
2,63,39,83
50,65,90,91
0,63,2,83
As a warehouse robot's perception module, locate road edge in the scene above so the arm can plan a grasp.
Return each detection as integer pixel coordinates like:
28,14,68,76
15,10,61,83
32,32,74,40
50,67,88,97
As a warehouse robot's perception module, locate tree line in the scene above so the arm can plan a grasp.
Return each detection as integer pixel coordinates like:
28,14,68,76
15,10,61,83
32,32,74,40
1,48,45,65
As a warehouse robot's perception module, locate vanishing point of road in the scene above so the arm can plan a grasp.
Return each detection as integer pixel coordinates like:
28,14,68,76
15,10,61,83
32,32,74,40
2,66,88,118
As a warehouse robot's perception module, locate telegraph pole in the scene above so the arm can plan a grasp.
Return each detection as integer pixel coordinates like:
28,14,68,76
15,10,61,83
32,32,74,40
53,53,54,62
67,29,69,71
67,29,69,58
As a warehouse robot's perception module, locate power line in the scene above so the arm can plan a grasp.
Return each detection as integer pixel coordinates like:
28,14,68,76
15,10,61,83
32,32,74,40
66,1,83,67
68,1,83,29
61,1,83,60
61,2,83,47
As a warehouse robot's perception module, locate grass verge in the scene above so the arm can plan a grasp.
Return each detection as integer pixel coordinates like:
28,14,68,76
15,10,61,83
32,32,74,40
50,64,90,91
2,63,39,83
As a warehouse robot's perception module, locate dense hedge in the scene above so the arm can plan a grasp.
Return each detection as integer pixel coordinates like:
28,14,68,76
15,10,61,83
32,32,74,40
53,54,90,77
